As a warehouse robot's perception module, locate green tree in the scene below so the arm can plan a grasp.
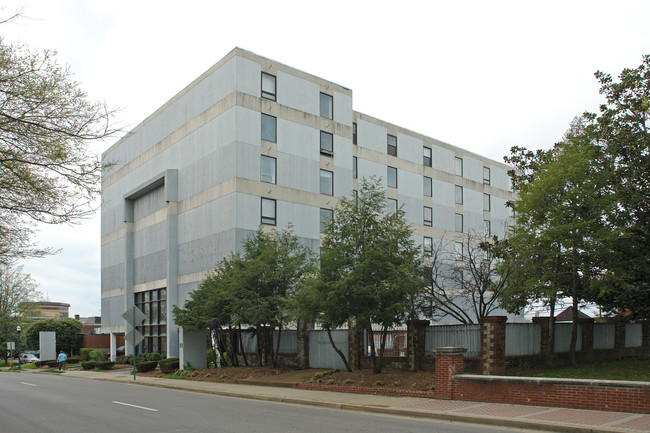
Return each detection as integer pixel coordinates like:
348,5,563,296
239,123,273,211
590,56,650,319
24,318,83,355
174,226,315,367
502,119,615,365
312,177,424,374
0,263,40,361
0,19,118,263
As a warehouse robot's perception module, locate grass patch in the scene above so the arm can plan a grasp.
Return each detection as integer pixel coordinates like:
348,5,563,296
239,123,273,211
161,374,187,380
514,357,650,382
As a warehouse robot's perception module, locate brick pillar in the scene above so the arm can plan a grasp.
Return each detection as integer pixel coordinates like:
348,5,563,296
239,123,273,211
296,320,311,369
480,316,507,375
579,318,595,362
533,316,555,359
406,319,429,372
434,347,466,399
614,318,626,359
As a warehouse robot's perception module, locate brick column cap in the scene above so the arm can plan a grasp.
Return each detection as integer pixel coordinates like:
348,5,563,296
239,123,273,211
434,347,467,355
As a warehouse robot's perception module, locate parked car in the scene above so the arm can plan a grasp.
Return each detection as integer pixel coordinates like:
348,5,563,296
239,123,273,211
19,353,40,363
116,346,125,356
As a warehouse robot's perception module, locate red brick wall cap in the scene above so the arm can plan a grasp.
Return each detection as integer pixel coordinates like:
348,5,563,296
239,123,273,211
434,347,467,355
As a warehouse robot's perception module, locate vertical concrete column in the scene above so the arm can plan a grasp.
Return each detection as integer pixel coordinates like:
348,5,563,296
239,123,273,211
123,216,135,357
480,316,507,375
109,333,118,361
434,347,466,400
165,170,179,358
579,318,595,362
614,318,626,358
406,320,429,372
296,320,311,369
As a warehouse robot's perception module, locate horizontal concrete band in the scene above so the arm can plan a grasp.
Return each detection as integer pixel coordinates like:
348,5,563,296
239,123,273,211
454,374,650,389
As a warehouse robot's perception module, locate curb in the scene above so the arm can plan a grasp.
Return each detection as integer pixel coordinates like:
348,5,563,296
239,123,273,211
52,371,638,433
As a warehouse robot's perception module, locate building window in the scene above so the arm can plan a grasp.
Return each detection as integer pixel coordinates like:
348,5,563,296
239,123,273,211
320,92,333,119
261,114,276,142
353,122,357,145
387,166,397,188
135,288,167,355
455,185,463,205
387,198,397,214
454,269,463,288
261,198,276,225
353,189,358,206
424,237,433,256
483,193,491,212
261,72,276,101
320,131,333,155
423,146,432,167
320,169,333,196
455,156,463,177
387,134,397,156
423,206,432,226
455,241,463,259
320,208,333,233
261,155,276,184
353,156,358,179
484,220,491,237
424,176,432,197
455,213,463,233
483,166,491,185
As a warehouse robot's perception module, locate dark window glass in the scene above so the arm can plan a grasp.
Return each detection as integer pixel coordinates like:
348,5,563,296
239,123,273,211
455,213,463,233
387,134,397,156
424,207,432,226
424,237,433,256
261,155,276,184
261,198,276,225
353,122,357,145
423,147,432,167
353,156,358,179
320,93,333,119
424,176,432,197
320,208,333,233
320,170,333,196
320,131,333,155
261,114,276,142
261,72,276,101
387,166,397,188
483,166,491,185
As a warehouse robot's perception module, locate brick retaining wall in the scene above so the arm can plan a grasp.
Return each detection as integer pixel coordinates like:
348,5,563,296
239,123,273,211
452,375,650,414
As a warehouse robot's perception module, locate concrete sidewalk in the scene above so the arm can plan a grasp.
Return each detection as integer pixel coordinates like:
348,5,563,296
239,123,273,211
46,369,650,433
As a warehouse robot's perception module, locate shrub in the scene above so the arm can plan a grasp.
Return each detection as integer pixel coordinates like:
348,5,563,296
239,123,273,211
81,361,97,370
46,360,59,368
94,361,115,370
89,349,108,362
116,355,132,364
80,348,93,361
136,353,164,362
159,357,180,374
136,360,158,373
35,360,49,367
66,356,81,365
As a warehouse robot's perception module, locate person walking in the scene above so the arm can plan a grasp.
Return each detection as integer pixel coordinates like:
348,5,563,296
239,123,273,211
57,351,67,371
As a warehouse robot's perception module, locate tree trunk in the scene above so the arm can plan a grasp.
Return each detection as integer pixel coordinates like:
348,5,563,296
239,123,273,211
326,325,352,372
547,298,556,368
238,326,248,366
366,322,377,372
569,293,579,366
373,325,388,374
273,326,282,368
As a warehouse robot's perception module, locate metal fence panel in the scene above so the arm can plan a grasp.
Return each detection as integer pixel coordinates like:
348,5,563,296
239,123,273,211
425,324,481,357
272,330,297,353
505,323,541,356
308,329,349,369
593,323,615,350
626,323,643,348
239,330,257,353
554,323,582,352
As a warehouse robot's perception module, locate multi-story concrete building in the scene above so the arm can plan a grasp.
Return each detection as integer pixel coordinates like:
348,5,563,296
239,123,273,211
101,48,515,358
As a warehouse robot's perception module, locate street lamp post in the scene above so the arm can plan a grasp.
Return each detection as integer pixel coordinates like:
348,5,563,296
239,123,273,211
16,325,21,368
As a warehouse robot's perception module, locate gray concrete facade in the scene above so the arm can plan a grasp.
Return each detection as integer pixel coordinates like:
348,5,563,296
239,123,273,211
101,48,515,356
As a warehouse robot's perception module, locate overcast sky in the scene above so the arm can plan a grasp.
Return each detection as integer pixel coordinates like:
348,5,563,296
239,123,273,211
3,0,649,317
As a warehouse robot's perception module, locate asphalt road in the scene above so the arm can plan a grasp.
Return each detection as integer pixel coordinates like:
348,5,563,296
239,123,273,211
0,373,531,433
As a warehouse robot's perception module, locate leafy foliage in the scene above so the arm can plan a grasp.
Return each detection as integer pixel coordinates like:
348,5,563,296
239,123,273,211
23,318,83,354
0,20,118,262
303,177,424,373
0,263,41,353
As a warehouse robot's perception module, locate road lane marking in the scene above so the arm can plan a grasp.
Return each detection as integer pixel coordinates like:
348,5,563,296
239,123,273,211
112,401,158,412
20,382,37,387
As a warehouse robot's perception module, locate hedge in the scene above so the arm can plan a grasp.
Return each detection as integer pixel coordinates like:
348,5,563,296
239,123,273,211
159,357,180,374
94,361,115,370
81,361,97,370
136,361,158,373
